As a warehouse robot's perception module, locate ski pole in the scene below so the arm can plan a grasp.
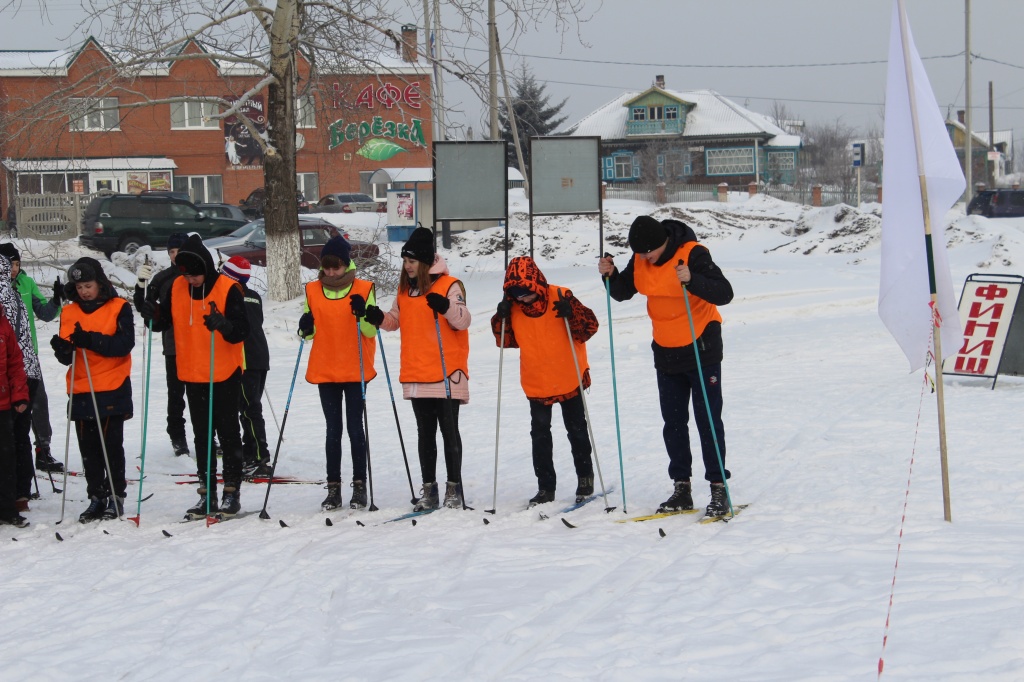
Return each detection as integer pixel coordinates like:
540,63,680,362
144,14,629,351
128,318,153,526
679,258,733,517
433,309,466,510
80,344,122,521
263,386,281,437
377,333,416,504
204,310,217,527
485,314,507,515
602,254,628,513
56,348,75,524
560,291,614,513
355,312,378,511
259,338,305,520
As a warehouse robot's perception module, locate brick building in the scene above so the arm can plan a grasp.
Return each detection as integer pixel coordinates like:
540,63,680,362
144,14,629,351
0,28,433,217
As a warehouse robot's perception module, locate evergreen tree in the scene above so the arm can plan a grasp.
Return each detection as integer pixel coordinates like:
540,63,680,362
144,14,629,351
499,65,569,172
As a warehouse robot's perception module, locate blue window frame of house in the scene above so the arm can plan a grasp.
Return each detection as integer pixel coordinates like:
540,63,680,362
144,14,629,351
665,105,679,120
603,151,639,181
632,107,646,122
657,150,691,179
649,105,663,121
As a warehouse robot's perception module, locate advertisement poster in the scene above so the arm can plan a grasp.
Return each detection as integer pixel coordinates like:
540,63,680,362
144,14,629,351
224,96,267,168
149,172,171,191
127,172,149,194
387,190,416,227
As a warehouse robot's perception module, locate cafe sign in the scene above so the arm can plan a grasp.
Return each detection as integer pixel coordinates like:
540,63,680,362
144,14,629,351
329,116,426,160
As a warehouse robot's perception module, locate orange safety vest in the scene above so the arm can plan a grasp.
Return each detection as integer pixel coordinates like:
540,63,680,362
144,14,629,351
60,298,131,395
304,279,377,384
397,275,470,384
633,242,722,348
171,275,244,383
509,285,588,399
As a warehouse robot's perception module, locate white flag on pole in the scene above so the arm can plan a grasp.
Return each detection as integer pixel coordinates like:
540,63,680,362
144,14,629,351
879,0,965,372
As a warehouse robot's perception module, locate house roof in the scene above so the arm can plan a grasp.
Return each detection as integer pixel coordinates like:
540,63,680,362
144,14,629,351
566,88,801,147
944,119,1013,149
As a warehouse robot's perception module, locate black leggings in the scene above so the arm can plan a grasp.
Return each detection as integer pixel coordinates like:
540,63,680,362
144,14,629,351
410,398,462,484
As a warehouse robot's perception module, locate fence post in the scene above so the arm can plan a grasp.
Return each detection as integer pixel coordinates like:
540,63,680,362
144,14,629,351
811,185,822,207
748,181,758,197
601,182,607,200
656,182,666,205
877,185,883,203
717,183,728,203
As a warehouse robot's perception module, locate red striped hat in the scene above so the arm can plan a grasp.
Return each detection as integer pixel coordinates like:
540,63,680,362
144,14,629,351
221,255,251,284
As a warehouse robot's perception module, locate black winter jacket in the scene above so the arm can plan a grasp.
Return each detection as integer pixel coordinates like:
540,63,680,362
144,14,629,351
135,265,180,356
605,220,733,373
240,284,269,371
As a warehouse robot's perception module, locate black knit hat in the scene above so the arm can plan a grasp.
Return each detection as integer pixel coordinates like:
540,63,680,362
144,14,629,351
68,259,99,284
167,232,189,250
401,227,435,264
628,215,668,254
0,242,19,263
320,235,352,266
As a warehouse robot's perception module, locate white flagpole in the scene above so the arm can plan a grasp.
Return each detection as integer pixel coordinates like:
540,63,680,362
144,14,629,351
896,0,952,522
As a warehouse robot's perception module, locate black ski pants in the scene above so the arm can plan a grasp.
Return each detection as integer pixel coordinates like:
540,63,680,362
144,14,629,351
657,363,729,484
0,410,17,517
529,393,593,493
410,397,461,484
185,370,243,490
76,415,127,500
30,376,52,449
165,354,187,441
318,382,366,483
13,379,37,499
239,369,270,466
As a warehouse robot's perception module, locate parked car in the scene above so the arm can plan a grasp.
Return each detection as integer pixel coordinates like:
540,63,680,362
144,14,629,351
215,217,379,269
80,193,247,257
239,188,311,219
197,203,249,222
314,192,385,214
139,190,193,202
203,219,263,251
967,189,1024,218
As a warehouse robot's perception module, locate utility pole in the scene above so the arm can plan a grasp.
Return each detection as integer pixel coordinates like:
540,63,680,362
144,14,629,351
434,0,445,140
488,0,499,140
964,0,973,198
423,0,436,143
988,80,995,188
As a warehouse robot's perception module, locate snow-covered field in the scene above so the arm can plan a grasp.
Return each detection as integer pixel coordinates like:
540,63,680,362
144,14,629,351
2,193,1022,681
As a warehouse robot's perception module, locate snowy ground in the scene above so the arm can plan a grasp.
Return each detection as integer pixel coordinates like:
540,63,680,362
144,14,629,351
2,193,1023,681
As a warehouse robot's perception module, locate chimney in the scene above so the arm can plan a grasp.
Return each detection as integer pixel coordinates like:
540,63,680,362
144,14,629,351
655,74,665,89
957,109,965,124
401,24,418,63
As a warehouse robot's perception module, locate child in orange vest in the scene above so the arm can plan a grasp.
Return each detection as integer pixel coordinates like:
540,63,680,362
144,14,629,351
599,216,734,517
138,235,249,519
490,256,599,507
298,236,377,511
49,258,135,523
0,307,30,528
364,227,471,511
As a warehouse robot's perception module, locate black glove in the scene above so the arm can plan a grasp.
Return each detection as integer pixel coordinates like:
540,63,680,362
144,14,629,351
50,334,74,365
496,299,512,320
137,298,158,321
425,292,450,315
553,293,574,320
298,312,314,336
51,278,64,307
204,309,232,334
363,305,385,327
349,294,366,318
69,322,93,349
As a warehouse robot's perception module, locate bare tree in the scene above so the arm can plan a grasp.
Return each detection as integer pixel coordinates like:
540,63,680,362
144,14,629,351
2,0,589,300
802,118,858,191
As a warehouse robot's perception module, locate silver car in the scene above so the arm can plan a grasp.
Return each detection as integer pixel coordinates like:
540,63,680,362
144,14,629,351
314,192,383,214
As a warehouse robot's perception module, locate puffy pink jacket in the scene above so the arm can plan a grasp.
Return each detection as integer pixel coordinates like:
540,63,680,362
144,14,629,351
0,312,29,411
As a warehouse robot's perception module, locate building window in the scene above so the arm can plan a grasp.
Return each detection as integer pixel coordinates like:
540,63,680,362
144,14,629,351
649,106,663,121
631,106,646,122
658,150,690,179
665,106,679,120
15,172,91,194
706,147,755,175
296,94,316,128
767,151,796,171
297,173,319,201
172,175,223,203
69,97,120,131
171,101,221,129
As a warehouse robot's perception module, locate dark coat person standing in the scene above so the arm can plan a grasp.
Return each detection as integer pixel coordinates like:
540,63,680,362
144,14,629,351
598,216,734,517
139,234,249,518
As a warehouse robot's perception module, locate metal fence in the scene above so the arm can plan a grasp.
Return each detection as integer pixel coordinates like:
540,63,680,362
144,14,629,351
604,181,864,209
13,193,96,240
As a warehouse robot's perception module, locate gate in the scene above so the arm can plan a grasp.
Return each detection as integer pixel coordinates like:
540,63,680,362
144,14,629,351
14,194,93,240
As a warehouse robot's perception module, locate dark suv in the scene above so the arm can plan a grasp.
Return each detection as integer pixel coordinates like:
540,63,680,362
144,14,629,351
239,188,311,219
80,194,246,257
967,189,1024,218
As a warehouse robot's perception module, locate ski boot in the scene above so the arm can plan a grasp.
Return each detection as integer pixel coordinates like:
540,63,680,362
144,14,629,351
413,482,439,511
171,437,190,457
101,496,124,520
349,481,367,509
35,446,64,473
705,482,729,518
0,513,29,528
442,481,464,509
321,483,343,511
79,497,108,523
657,480,693,513
529,490,555,507
219,485,241,517
185,487,218,520
574,476,594,504
250,461,273,479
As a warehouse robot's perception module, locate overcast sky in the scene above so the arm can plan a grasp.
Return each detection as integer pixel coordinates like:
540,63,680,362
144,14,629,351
2,0,1021,140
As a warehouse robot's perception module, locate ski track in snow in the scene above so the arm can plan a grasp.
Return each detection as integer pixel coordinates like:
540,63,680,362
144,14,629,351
2,196,1024,680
